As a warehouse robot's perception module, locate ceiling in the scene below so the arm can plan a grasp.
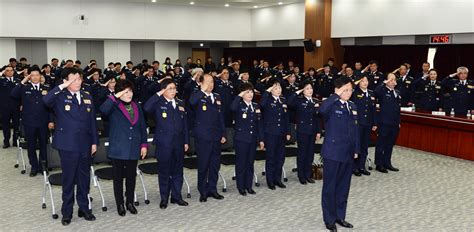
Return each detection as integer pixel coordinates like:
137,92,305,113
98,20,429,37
83,0,305,9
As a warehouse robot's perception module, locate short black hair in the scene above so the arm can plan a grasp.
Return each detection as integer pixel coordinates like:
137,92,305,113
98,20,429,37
400,64,408,69
152,61,159,65
108,62,114,66
115,79,135,94
160,78,175,90
267,78,280,87
114,62,121,66
368,60,378,66
61,67,82,80
334,76,352,89
51,58,59,62
20,57,27,62
239,82,254,93
75,60,81,64
126,61,133,65
9,58,16,63
323,63,330,68
28,65,41,74
66,59,74,63
299,79,313,90
142,59,148,63
41,64,51,70
327,57,335,62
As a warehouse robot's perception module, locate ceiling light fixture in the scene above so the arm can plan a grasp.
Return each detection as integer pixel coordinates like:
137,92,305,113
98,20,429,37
190,1,195,5
253,5,258,8
151,0,156,2
225,4,229,7
278,2,283,5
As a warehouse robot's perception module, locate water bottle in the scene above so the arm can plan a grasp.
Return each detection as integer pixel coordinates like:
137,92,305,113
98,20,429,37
467,111,472,119
450,108,455,117
412,104,416,112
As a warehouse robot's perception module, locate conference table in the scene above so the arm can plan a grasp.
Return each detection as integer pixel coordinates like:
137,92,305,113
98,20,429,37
396,111,474,161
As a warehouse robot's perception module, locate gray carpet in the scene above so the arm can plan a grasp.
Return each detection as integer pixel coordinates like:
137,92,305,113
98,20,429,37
0,142,473,231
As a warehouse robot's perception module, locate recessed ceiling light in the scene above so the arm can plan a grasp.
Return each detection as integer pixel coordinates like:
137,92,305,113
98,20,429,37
190,1,195,5
278,2,283,5
253,5,258,8
200,43,204,47
225,4,229,7
151,0,156,2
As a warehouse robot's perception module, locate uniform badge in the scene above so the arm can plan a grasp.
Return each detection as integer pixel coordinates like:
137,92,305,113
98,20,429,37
87,107,91,112
84,99,91,104
202,105,207,111
315,103,319,107
454,87,457,91
242,113,247,119
42,90,48,95
436,86,441,89
67,95,73,99
282,104,287,108
255,109,261,113
216,100,221,105
162,112,167,118
371,97,375,101
65,105,71,111
352,110,358,115
406,81,411,84
179,106,185,112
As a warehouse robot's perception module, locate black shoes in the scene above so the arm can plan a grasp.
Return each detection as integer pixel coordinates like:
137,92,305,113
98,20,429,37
29,170,37,177
335,219,353,228
268,185,276,190
376,165,388,173
159,200,168,209
387,166,399,172
199,195,207,202
126,203,137,214
325,223,337,231
359,169,371,176
2,144,9,149
61,217,71,226
306,178,315,184
208,192,224,200
117,204,126,216
170,198,189,206
353,170,362,176
299,179,307,185
275,182,286,188
247,189,256,195
78,210,96,221
238,189,247,196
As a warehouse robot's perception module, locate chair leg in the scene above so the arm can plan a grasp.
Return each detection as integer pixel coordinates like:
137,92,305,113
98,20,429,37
42,172,58,219
254,172,260,187
282,167,288,182
136,168,149,204
90,166,107,211
218,171,227,192
183,174,191,198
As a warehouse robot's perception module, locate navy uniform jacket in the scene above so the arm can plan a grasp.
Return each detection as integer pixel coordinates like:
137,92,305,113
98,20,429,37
43,86,99,152
0,77,21,111
316,73,335,98
396,75,415,106
144,94,189,148
100,96,148,160
287,94,321,135
11,83,52,127
282,81,299,98
259,91,290,136
213,79,236,127
441,77,474,115
319,94,361,163
189,90,226,142
374,85,401,126
367,71,385,90
412,79,442,111
230,97,264,144
350,88,376,127
135,75,158,103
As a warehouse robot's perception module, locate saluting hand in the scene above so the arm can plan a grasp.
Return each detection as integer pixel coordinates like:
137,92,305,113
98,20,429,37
157,88,166,96
60,75,77,89
266,86,274,92
295,89,304,95
200,81,209,92
140,147,147,160
21,74,31,85
115,89,128,99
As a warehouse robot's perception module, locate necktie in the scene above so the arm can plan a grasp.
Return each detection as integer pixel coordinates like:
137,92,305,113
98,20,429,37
73,93,80,105
431,81,435,86
172,100,176,109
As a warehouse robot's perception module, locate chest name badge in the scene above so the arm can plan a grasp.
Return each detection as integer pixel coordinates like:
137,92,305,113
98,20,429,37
42,90,48,95
87,107,91,112
242,113,247,119
179,106,185,112
65,105,71,111
202,104,207,111
83,99,91,104
162,112,167,118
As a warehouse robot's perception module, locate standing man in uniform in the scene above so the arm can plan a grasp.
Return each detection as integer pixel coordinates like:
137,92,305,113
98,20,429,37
144,78,190,209
0,65,21,148
319,76,360,232
43,67,99,226
11,66,54,176
189,74,226,202
374,73,401,173
441,67,474,117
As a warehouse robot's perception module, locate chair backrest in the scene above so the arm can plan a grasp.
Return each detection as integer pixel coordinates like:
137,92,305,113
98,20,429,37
92,137,110,164
46,144,62,169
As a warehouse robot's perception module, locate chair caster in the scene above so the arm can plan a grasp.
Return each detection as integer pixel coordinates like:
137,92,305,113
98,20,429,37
292,168,297,172
21,170,25,174
145,200,150,204
261,172,265,176
89,197,93,202
255,183,260,187
187,193,191,198
222,188,227,192
284,178,288,182
134,201,139,206
52,214,58,219
102,207,107,211
232,176,235,180
42,203,46,209
14,164,19,168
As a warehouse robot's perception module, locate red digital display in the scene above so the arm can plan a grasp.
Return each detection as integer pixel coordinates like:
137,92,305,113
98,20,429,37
430,35,451,44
